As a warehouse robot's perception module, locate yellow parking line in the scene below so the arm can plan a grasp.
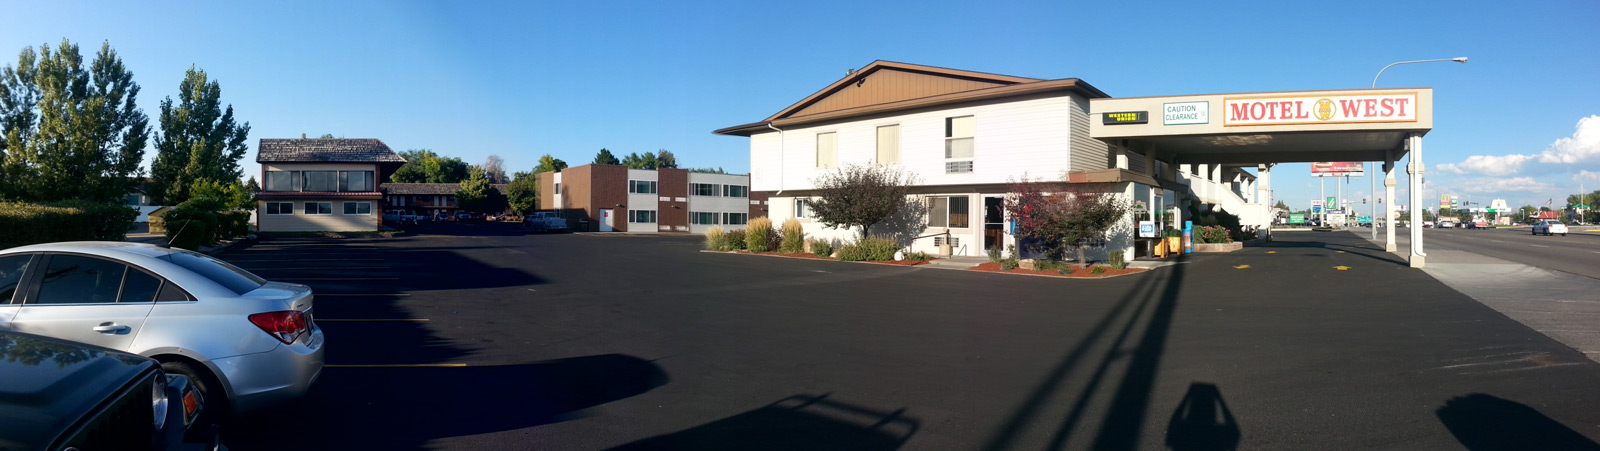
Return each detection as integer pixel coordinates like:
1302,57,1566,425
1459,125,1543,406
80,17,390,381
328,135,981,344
325,363,467,368
316,318,429,322
317,293,410,297
282,277,399,281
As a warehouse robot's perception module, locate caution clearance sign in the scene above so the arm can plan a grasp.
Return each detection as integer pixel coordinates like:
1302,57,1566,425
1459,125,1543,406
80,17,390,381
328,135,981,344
1223,93,1418,126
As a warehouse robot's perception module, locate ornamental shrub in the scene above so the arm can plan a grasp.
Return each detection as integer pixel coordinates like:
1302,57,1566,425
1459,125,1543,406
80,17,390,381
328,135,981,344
779,218,805,253
1000,260,1018,271
810,239,833,258
704,226,726,250
987,247,1002,263
1197,225,1231,244
1090,265,1108,274
1109,250,1126,270
0,201,136,249
836,237,898,261
745,217,773,252
725,229,747,250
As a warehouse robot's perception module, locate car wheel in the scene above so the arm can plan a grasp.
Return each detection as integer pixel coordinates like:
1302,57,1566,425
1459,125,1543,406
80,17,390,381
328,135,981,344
161,360,228,433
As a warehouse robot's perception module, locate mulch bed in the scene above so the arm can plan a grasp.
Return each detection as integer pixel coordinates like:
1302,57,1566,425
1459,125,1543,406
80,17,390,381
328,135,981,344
714,250,936,266
969,262,1148,278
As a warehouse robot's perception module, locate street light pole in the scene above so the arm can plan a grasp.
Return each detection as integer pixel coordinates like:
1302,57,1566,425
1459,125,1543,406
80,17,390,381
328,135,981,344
1372,57,1467,241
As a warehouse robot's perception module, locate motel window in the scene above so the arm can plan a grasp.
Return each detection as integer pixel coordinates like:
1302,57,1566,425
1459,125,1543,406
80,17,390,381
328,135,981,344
630,210,657,223
265,171,298,192
945,116,974,173
927,196,970,228
343,202,372,215
629,180,658,194
265,202,295,215
723,185,748,198
339,171,375,192
794,199,811,219
303,202,332,215
876,124,900,165
723,213,748,225
691,183,718,197
302,171,337,192
691,212,718,225
816,132,836,169
554,183,560,195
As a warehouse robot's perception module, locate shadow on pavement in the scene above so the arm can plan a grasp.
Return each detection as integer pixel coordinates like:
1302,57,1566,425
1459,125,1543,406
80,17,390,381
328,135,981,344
225,354,668,450
1165,382,1240,451
608,393,918,451
1436,393,1600,451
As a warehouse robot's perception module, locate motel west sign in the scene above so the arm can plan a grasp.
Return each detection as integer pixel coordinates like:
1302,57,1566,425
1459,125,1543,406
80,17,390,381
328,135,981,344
1223,93,1418,126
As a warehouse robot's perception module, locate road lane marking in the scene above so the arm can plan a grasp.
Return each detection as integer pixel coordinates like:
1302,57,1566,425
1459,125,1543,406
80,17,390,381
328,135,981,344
325,363,467,368
1234,265,1250,269
1334,266,1351,271
315,319,430,322
1488,240,1505,243
1530,245,1550,248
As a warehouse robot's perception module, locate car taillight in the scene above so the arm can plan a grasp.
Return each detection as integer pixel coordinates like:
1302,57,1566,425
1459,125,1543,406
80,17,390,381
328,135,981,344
248,311,307,345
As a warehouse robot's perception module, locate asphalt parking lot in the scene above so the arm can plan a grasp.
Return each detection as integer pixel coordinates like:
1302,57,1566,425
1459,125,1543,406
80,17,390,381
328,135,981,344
220,223,1600,450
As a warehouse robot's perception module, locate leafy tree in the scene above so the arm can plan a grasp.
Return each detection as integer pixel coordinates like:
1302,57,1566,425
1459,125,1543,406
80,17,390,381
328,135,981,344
1274,200,1290,211
1004,177,1131,267
318,133,336,139
188,178,256,211
1567,190,1600,208
390,149,470,183
621,151,658,169
656,149,678,169
149,66,251,205
455,166,501,213
809,164,918,239
0,40,149,203
244,175,259,194
688,167,726,174
534,154,567,174
593,148,620,165
506,169,539,215
481,154,507,183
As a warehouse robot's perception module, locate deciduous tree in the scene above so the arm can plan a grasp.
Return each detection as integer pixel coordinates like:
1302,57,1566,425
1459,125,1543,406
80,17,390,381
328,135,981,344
809,164,918,239
534,154,567,174
149,66,251,205
455,166,503,214
655,149,678,169
481,154,507,183
621,151,658,169
1004,177,1130,267
506,169,539,215
390,149,470,183
0,40,149,203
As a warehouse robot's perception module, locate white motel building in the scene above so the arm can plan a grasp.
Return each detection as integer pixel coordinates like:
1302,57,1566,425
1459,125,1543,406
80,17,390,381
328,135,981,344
715,60,1435,264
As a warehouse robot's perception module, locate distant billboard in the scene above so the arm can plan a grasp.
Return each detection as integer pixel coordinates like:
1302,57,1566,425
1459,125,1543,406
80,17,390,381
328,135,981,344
1312,162,1364,177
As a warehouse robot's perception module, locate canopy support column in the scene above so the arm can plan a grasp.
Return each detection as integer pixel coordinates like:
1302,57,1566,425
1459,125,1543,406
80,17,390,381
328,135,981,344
1407,133,1426,268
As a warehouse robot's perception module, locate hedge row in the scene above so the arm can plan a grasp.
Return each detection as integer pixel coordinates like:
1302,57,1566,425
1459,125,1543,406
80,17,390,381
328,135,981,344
0,201,137,250
154,199,251,251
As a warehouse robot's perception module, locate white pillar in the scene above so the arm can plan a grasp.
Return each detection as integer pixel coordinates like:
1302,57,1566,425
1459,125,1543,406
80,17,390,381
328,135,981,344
1259,163,1273,239
1407,133,1426,268
1114,147,1130,170
1384,153,1397,252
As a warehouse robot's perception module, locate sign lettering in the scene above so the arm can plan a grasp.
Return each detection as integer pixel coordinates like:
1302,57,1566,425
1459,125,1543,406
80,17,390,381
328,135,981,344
1223,93,1417,126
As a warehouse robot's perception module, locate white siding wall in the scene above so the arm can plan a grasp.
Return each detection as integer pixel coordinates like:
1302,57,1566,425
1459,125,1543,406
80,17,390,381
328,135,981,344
687,172,751,235
749,94,1086,192
766,193,993,257
258,200,380,232
626,170,659,233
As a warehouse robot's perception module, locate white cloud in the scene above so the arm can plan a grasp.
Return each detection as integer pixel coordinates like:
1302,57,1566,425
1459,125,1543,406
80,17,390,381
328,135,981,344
1575,170,1600,184
1457,176,1552,194
1435,154,1533,176
1538,115,1600,164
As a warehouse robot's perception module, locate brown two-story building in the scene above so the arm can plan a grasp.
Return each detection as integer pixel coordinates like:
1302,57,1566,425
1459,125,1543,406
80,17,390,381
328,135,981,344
538,165,766,233
256,138,406,232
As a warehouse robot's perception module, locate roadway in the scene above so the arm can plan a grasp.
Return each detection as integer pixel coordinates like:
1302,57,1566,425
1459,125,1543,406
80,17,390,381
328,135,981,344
1384,226,1600,279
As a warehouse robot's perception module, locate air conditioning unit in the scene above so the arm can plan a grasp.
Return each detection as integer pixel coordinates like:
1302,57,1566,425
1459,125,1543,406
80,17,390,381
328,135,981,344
945,161,974,173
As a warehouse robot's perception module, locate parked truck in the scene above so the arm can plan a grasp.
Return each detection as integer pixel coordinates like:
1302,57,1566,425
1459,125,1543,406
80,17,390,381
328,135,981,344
524,212,569,232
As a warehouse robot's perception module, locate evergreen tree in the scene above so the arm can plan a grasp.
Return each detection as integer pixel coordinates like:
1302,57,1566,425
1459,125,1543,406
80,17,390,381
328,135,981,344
655,149,678,169
621,151,658,169
593,148,620,165
149,66,250,205
455,166,497,213
0,40,149,203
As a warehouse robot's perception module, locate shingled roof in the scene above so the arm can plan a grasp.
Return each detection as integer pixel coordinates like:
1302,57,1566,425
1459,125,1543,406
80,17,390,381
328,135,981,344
257,139,407,163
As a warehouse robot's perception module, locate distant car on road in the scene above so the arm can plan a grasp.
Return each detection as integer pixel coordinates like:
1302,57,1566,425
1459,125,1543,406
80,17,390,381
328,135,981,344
0,330,211,450
0,242,325,425
524,212,569,233
1532,220,1568,236
1466,221,1491,229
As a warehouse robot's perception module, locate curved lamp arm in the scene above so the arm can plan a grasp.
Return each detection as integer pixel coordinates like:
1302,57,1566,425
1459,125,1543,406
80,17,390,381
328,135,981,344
1373,58,1468,88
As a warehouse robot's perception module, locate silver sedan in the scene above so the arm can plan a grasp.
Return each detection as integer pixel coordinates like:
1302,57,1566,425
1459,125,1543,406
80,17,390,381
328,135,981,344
0,241,324,420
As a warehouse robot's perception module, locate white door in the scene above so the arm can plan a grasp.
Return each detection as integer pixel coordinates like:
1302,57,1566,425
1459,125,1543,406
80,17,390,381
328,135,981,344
600,209,614,232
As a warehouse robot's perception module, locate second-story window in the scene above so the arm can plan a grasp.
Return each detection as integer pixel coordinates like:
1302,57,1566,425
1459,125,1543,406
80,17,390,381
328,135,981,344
816,132,836,169
303,171,337,192
876,124,899,165
723,185,748,198
629,180,657,194
691,183,718,196
339,171,374,192
265,171,299,192
945,116,974,173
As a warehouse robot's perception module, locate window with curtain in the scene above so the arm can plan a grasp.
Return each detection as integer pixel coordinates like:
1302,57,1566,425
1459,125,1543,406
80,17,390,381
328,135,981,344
339,171,374,192
876,124,899,164
265,171,298,191
816,132,836,169
302,171,337,192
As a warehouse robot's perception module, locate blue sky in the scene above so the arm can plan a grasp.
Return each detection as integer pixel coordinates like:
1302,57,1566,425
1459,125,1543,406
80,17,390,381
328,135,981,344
3,0,1597,211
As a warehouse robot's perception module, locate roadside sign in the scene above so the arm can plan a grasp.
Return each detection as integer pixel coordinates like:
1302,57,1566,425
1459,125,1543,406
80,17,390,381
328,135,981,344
1327,197,1337,208
1290,214,1305,224
1139,221,1155,237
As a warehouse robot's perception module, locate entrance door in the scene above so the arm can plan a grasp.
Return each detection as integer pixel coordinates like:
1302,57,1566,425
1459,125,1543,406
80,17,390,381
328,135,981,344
984,196,1005,251
600,209,614,232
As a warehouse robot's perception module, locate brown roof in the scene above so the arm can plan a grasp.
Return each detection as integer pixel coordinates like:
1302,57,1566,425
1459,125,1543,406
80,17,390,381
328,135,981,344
257,139,406,163
714,60,1108,137
381,183,509,195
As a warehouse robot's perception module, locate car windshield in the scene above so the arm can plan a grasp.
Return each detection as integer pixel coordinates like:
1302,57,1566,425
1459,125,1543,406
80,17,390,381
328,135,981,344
164,249,267,295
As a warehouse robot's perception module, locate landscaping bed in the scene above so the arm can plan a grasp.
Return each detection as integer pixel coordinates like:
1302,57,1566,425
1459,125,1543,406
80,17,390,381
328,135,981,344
969,262,1148,278
710,250,937,266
